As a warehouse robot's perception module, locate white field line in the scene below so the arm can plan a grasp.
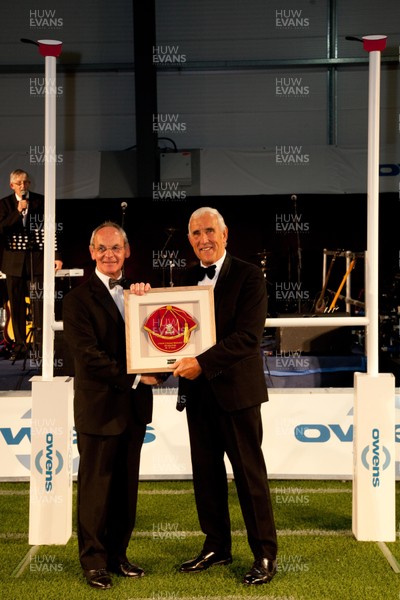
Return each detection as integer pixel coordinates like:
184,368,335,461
3,529,360,541
12,545,40,577
377,542,400,573
0,487,355,496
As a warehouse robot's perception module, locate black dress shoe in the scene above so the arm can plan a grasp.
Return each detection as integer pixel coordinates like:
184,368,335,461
110,561,144,578
84,568,112,589
243,558,277,585
179,550,232,573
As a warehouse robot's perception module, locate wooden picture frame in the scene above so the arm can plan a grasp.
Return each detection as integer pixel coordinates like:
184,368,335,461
125,286,216,373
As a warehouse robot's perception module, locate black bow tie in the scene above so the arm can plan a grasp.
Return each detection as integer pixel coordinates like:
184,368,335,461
197,264,216,281
109,278,127,289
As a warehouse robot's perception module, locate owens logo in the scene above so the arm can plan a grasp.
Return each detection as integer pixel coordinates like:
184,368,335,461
34,433,64,492
361,428,391,488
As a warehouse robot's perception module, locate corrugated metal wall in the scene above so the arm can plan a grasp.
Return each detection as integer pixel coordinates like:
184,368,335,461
0,0,398,191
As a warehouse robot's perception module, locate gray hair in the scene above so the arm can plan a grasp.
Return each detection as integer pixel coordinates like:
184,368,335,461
10,169,29,183
90,221,128,246
188,207,226,234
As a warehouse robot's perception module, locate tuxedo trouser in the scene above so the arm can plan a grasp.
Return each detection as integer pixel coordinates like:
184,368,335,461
76,421,146,571
186,395,277,560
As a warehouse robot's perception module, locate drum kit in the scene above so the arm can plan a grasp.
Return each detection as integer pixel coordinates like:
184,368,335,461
253,246,400,360
253,247,366,313
253,247,367,354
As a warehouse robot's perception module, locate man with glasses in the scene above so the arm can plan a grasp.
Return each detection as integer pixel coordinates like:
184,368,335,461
63,221,160,590
0,169,62,360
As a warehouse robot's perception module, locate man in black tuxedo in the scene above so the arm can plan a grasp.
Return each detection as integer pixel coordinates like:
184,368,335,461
172,207,277,585
0,169,62,358
63,221,160,590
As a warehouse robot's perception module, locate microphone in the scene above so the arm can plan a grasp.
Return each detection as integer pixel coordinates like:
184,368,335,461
121,202,128,212
20,192,28,218
290,194,297,201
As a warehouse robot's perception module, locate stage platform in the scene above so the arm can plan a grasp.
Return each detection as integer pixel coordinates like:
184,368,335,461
264,354,367,388
0,355,40,392
0,352,368,392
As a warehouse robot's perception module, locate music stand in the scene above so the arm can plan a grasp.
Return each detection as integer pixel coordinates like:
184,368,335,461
291,195,302,313
8,228,45,369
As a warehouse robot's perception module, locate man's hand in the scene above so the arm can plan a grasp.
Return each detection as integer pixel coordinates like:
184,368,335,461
18,200,28,213
129,282,151,296
54,260,63,271
172,357,202,380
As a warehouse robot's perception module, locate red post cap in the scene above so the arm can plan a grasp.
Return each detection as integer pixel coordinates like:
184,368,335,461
37,39,63,57
362,35,387,52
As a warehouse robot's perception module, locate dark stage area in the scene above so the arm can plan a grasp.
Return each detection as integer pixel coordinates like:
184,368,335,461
53,191,398,320
0,356,39,391
1,191,400,390
54,193,373,294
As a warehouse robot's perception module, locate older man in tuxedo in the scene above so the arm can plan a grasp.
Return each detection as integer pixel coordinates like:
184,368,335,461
63,221,159,590
0,169,62,358
172,207,278,585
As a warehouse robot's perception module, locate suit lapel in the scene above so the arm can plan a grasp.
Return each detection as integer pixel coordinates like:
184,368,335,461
213,254,231,303
89,273,124,326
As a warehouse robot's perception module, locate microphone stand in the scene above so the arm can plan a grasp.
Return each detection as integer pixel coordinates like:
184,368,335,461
26,238,41,369
120,202,127,278
291,195,302,313
121,203,127,230
169,263,175,288
160,229,176,287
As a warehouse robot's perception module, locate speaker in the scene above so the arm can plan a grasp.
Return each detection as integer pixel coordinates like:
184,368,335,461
276,314,353,354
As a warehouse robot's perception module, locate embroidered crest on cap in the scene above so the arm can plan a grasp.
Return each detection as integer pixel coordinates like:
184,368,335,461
143,305,198,352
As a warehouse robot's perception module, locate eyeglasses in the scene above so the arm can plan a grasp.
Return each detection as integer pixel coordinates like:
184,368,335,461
12,181,30,187
93,245,125,254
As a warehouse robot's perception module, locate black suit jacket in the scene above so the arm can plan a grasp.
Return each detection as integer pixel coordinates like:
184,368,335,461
178,253,268,413
0,191,60,277
62,272,153,435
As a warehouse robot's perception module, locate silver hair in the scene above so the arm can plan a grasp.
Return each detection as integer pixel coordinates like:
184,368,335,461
10,169,30,183
90,221,128,247
188,207,226,234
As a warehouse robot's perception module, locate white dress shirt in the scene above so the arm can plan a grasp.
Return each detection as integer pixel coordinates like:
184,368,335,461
95,268,141,388
198,250,226,287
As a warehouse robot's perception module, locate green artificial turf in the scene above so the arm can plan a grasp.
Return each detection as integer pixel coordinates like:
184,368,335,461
0,480,399,600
